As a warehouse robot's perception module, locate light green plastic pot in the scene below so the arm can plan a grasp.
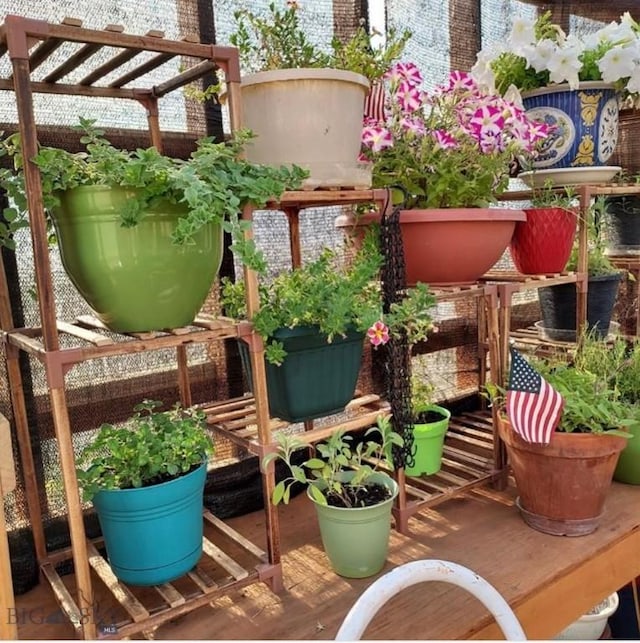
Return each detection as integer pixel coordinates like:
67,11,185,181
613,424,640,485
309,471,397,578
52,185,223,333
405,405,451,477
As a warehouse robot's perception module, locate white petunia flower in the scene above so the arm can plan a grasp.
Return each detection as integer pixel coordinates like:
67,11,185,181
625,67,640,94
599,45,637,83
526,39,557,73
509,17,536,47
547,46,582,88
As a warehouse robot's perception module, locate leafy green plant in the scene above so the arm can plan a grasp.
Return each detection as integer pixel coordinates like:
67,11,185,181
535,355,636,436
230,1,410,81
221,228,436,364
528,181,576,209
0,118,307,271
484,333,638,437
565,197,619,276
262,415,402,508
573,333,640,406
76,400,213,501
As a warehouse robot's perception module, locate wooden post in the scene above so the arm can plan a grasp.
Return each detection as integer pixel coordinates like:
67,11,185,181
0,414,18,640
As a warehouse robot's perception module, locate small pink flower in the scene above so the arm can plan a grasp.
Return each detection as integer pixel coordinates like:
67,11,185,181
395,80,422,113
527,120,552,143
442,70,478,93
384,62,423,87
400,116,426,136
469,105,505,138
432,129,457,149
367,321,390,347
361,125,393,152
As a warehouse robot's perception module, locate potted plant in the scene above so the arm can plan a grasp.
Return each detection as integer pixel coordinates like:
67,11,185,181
555,592,619,640
228,1,410,188
0,119,306,333
494,340,635,536
473,11,640,181
509,182,578,275
404,376,450,478
354,66,549,285
262,415,402,578
76,400,214,586
221,228,436,422
537,197,623,341
574,335,640,485
602,175,640,256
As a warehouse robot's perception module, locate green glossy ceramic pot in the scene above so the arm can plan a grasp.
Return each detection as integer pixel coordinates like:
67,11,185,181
52,186,223,333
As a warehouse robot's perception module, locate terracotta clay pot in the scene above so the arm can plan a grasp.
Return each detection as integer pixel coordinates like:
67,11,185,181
497,416,626,536
336,208,526,286
509,207,577,274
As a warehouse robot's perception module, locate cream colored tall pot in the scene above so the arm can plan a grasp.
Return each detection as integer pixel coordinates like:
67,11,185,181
240,68,371,189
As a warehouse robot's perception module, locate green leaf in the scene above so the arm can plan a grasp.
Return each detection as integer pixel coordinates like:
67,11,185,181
272,480,286,505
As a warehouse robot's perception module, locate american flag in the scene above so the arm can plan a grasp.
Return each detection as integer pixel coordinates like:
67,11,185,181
364,82,387,124
506,347,564,445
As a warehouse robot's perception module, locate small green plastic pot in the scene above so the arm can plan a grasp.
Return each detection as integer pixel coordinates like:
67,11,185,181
613,423,640,485
309,471,397,579
405,404,451,477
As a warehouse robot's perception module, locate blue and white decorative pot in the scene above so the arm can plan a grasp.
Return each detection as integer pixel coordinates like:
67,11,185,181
522,82,619,170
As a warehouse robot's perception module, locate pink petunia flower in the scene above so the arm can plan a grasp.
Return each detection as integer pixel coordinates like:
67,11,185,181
367,321,390,347
469,105,505,138
395,80,422,113
361,125,393,152
384,61,423,88
400,116,426,136
432,129,458,149
441,70,478,93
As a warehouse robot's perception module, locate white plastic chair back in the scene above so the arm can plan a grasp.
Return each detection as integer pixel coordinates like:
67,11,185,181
335,559,526,640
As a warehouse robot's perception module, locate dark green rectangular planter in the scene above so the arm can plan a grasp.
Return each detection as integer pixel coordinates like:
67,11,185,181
239,326,364,423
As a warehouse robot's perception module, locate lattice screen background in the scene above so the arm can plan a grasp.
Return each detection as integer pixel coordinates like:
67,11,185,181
0,0,634,591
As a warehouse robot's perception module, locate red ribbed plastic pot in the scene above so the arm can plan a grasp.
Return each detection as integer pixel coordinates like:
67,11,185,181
509,207,577,274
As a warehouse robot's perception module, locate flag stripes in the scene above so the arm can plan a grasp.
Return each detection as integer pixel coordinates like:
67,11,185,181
506,347,564,445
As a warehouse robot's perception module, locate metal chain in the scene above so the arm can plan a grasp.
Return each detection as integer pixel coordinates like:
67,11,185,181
380,206,415,470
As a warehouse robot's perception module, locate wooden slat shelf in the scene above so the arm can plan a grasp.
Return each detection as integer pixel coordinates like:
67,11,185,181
2,315,241,364
392,412,496,523
481,270,581,290
204,393,390,455
40,509,269,640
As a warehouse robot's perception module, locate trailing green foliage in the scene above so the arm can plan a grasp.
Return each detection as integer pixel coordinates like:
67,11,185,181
0,118,307,271
76,400,213,501
263,415,402,507
221,228,436,364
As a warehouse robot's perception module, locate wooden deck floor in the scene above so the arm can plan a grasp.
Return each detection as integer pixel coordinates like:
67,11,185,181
14,481,640,640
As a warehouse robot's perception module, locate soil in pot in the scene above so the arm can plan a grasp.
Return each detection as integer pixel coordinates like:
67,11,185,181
326,482,392,508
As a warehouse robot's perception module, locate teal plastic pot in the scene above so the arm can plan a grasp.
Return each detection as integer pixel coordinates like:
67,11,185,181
310,471,397,578
52,186,223,333
92,462,206,586
239,326,364,422
405,405,451,477
614,424,640,485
